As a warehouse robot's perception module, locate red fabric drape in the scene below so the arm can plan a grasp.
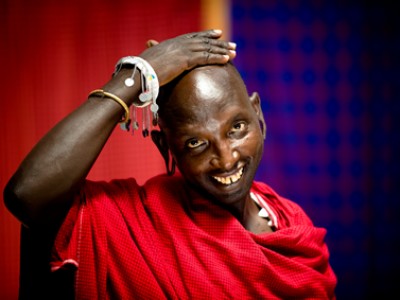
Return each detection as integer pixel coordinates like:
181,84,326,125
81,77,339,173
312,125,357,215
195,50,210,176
51,176,336,299
0,1,201,298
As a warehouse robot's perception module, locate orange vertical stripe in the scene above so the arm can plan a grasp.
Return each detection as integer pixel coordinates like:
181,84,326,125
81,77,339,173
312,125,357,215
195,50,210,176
201,0,231,40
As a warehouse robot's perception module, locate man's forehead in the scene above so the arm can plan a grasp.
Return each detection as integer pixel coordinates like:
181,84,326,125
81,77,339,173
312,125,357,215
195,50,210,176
158,63,249,128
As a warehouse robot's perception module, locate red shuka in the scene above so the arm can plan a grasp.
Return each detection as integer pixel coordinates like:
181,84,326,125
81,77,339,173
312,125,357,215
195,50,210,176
51,174,337,299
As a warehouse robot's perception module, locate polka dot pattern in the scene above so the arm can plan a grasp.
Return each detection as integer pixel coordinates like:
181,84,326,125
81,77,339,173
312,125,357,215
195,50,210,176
231,1,400,298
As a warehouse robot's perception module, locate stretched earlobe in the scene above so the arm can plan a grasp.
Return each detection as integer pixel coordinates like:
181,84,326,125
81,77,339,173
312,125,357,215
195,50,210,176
249,92,267,140
259,120,266,140
151,130,176,175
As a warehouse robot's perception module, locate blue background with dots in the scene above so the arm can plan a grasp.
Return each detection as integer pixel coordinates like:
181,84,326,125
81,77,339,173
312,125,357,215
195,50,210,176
231,0,400,298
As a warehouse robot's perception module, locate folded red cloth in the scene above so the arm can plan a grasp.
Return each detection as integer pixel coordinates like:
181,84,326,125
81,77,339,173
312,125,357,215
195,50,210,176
51,174,336,299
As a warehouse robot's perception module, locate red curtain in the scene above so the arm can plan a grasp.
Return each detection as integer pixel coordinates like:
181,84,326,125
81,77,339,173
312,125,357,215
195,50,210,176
0,0,201,298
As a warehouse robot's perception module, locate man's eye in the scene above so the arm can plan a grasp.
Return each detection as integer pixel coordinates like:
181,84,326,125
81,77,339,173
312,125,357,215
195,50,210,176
232,122,246,132
186,139,205,149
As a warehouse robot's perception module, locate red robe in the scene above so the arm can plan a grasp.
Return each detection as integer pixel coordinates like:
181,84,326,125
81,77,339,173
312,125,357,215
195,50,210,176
51,174,337,299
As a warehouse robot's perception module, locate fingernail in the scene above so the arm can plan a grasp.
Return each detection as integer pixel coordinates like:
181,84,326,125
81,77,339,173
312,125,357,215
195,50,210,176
213,29,222,34
229,50,236,55
229,42,237,49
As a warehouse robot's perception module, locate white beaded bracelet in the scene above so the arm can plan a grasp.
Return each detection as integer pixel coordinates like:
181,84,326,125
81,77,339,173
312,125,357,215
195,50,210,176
114,56,160,137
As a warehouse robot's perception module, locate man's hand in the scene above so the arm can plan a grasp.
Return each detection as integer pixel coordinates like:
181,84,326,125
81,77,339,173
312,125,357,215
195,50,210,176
139,29,236,86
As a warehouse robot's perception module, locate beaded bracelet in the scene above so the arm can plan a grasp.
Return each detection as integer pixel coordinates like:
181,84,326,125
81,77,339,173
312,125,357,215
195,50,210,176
89,89,130,124
114,56,159,137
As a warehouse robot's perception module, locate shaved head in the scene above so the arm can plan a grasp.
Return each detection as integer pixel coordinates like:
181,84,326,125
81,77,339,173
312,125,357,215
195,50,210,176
157,62,249,130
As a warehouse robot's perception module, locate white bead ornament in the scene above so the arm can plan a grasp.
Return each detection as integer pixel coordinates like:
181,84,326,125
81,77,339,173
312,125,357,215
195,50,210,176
150,103,159,112
139,91,152,102
124,78,134,87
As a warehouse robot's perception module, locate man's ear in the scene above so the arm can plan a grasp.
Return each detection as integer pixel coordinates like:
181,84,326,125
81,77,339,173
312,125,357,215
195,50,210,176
249,92,266,140
151,130,175,175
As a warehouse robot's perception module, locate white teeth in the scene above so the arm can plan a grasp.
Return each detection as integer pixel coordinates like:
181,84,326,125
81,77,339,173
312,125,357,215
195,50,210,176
212,168,244,185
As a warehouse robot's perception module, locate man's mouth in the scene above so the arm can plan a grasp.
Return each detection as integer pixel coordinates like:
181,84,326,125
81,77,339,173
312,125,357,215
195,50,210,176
212,167,244,185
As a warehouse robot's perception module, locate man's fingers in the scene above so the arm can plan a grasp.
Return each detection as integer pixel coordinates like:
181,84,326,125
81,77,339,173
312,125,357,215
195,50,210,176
200,40,237,60
211,39,237,51
205,53,231,65
182,29,223,40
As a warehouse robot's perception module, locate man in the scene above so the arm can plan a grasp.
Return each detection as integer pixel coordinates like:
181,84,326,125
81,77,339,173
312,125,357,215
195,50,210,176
4,30,336,299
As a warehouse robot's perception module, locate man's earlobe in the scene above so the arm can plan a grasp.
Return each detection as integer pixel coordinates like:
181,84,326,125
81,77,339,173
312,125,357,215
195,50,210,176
151,130,166,152
151,130,175,175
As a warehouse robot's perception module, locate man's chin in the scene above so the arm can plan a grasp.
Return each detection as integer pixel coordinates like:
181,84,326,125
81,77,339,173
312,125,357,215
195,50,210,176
184,173,253,202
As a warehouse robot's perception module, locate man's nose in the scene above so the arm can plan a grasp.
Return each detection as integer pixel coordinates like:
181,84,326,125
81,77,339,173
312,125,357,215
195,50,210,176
210,141,239,170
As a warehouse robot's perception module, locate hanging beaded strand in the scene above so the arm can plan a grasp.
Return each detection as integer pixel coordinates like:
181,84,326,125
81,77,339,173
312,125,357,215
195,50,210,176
131,106,139,133
113,56,159,137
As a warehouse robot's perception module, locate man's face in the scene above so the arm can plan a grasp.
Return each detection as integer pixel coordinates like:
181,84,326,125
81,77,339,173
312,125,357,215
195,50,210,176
161,65,264,207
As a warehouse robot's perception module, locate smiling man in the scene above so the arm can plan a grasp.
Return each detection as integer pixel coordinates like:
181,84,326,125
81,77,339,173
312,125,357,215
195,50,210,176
154,64,265,223
4,30,337,299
